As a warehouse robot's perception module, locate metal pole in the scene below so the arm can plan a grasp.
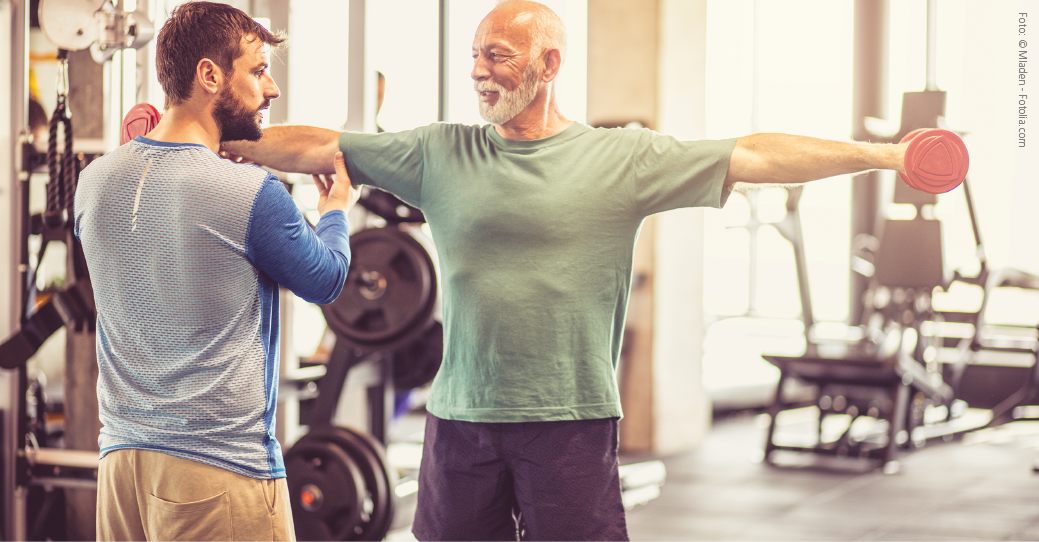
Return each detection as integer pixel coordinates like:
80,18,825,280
438,0,447,122
2,0,30,537
344,0,373,133
961,178,983,254
266,0,289,126
851,0,889,142
925,0,938,91
748,0,762,315
849,0,888,326
136,0,151,105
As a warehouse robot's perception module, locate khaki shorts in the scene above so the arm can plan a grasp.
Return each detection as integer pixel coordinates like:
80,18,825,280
97,448,295,541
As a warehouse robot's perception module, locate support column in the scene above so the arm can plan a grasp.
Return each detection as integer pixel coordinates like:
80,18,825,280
588,0,712,455
849,0,888,325
586,0,657,129
653,0,711,455
588,0,659,454
2,3,29,539
344,0,376,134
260,0,290,125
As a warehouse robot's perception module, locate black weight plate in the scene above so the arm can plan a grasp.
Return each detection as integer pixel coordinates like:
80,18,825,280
284,437,367,541
393,320,443,390
359,187,426,224
335,425,399,541
307,425,397,541
322,228,437,352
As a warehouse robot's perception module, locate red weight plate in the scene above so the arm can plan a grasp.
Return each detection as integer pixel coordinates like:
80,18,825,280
120,103,162,145
902,129,969,194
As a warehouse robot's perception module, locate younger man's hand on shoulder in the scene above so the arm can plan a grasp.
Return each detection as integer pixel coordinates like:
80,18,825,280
313,152,360,216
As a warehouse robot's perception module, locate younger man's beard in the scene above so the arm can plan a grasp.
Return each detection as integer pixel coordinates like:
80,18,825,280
215,88,269,142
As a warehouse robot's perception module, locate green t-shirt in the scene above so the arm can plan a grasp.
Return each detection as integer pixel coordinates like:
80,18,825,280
340,122,736,423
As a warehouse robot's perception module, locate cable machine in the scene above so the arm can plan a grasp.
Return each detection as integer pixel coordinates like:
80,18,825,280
0,1,152,538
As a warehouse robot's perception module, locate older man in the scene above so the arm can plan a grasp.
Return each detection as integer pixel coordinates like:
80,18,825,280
223,1,907,539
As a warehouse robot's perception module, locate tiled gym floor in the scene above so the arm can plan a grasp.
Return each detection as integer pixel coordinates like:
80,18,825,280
387,411,1039,541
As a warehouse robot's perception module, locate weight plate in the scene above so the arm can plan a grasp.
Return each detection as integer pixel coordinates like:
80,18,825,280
393,320,443,390
335,426,398,542
284,437,368,541
900,129,968,194
121,103,161,145
322,228,437,352
359,187,426,224
307,425,397,541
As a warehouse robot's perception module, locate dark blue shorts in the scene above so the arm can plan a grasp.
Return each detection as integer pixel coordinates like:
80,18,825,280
412,414,629,541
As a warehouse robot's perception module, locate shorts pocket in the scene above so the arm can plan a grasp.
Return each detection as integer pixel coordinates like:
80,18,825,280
145,490,232,541
261,478,276,514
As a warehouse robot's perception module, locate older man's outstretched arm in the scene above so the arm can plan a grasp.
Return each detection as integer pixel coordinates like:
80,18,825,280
725,133,907,189
223,125,342,175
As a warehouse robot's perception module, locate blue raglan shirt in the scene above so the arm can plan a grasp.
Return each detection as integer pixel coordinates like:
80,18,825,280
74,137,350,479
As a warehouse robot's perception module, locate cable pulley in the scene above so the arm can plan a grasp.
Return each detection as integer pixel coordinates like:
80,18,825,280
39,0,155,63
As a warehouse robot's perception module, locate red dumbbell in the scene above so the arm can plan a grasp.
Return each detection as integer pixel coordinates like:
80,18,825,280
120,103,162,145
898,128,969,194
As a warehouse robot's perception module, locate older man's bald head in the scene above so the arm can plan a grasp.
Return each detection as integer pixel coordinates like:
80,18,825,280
472,0,572,135
491,0,567,63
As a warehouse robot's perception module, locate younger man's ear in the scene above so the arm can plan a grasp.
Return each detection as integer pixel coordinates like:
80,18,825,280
196,58,223,96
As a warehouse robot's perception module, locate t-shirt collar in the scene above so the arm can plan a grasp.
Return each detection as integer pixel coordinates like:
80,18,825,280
485,121,589,153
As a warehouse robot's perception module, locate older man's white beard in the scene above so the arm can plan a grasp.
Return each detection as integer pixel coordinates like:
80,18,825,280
476,64,542,126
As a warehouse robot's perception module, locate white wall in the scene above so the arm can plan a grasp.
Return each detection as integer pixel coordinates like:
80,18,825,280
956,1,1037,274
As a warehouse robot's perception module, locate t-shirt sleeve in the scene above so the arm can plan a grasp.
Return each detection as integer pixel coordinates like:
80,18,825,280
632,132,738,216
245,175,351,304
339,127,427,208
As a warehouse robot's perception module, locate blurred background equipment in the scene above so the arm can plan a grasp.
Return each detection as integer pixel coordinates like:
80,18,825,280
0,1,156,539
757,0,1039,474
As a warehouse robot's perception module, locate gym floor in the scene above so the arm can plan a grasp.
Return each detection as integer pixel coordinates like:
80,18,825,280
385,410,1039,541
